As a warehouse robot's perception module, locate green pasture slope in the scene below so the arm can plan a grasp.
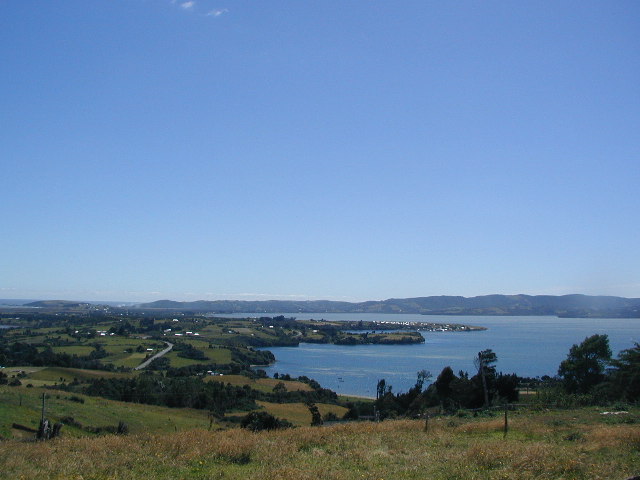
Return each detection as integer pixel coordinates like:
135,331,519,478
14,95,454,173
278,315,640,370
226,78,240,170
0,381,343,438
6,366,132,387
0,385,214,439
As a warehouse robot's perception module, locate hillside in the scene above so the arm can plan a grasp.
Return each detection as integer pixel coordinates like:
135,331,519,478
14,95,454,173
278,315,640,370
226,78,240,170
135,294,640,317
1,408,638,479
0,383,345,439
23,300,92,308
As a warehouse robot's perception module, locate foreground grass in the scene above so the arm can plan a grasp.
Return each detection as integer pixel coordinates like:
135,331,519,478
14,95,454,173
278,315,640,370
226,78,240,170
1,408,638,479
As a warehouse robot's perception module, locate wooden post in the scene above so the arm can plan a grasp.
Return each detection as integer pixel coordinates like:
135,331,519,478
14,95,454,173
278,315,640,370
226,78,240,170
41,393,46,424
503,404,508,438
423,413,429,433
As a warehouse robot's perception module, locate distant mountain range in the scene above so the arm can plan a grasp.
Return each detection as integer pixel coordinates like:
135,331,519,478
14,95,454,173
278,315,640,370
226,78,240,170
132,294,640,318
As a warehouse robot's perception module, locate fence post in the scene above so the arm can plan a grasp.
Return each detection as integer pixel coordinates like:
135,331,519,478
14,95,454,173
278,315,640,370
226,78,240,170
503,404,508,438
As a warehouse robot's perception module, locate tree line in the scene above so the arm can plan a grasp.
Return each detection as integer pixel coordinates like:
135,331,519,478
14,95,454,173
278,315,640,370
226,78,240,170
76,372,338,416
0,341,117,371
370,335,639,419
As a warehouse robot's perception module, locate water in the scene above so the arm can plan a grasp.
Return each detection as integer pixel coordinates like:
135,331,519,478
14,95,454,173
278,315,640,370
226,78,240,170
213,313,640,397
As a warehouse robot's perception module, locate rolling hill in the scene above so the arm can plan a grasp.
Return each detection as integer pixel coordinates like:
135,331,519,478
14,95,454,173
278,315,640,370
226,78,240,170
134,294,640,318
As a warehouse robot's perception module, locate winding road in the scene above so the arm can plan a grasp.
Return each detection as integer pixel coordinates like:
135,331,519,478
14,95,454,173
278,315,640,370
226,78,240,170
133,341,173,370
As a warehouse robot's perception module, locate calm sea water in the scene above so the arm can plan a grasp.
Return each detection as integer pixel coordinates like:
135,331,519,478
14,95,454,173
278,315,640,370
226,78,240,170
219,313,639,397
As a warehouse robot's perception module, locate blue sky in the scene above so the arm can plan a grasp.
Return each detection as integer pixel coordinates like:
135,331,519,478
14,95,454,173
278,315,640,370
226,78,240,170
1,1,639,302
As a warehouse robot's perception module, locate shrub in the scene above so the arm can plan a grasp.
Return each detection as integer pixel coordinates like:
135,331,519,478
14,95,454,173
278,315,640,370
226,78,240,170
60,416,83,428
323,412,339,422
240,412,292,432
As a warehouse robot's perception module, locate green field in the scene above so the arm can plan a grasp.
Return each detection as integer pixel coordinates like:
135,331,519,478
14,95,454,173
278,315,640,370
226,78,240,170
3,366,133,386
207,375,314,393
0,385,216,439
51,345,94,355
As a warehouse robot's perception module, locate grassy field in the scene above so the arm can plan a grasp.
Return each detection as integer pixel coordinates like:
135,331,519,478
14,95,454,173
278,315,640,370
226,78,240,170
50,345,94,356
20,334,167,369
4,366,133,387
0,385,216,439
208,375,314,393
254,401,348,426
1,407,638,479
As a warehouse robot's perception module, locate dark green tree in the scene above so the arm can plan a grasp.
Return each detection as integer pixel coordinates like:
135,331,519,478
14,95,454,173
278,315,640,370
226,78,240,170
376,379,390,400
342,402,359,420
495,373,519,402
434,366,456,410
415,369,432,391
272,381,287,402
307,402,323,426
558,334,611,394
474,349,497,406
240,411,292,432
609,342,640,401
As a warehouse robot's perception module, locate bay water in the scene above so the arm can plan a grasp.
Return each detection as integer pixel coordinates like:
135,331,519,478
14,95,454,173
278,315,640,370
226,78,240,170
219,313,639,397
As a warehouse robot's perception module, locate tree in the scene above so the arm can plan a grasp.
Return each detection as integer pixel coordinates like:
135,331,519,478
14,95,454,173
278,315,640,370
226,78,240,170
609,342,640,402
240,412,292,432
415,369,432,391
395,370,432,415
474,349,497,406
272,381,287,394
342,402,359,420
434,366,455,409
558,334,611,394
495,373,519,402
376,379,390,400
307,402,323,426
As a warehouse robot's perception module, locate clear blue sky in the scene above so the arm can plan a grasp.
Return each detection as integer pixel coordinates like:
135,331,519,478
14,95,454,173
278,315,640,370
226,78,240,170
1,1,639,302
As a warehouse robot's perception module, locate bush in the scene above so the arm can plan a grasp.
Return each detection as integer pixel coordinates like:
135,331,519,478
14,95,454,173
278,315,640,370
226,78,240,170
60,416,83,428
240,411,292,432
117,421,129,435
323,412,339,422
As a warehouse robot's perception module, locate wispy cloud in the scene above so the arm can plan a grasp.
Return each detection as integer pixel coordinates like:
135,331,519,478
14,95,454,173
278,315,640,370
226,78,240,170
180,1,195,10
206,8,228,17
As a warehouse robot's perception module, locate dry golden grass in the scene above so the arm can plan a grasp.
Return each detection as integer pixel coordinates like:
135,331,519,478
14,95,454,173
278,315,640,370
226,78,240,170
588,424,640,449
254,401,348,425
1,409,639,480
